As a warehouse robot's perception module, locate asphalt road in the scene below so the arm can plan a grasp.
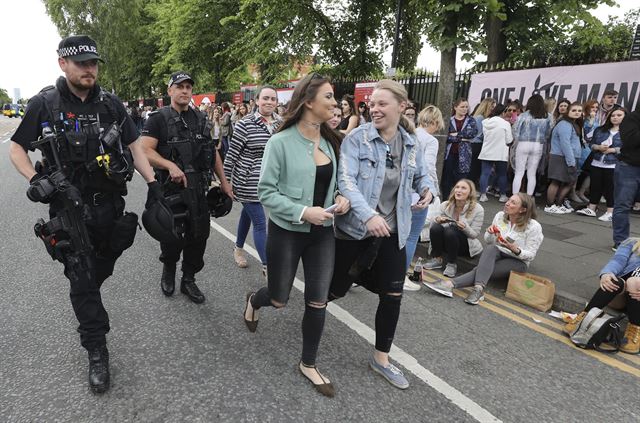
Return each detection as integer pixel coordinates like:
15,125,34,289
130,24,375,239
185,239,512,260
1,114,639,422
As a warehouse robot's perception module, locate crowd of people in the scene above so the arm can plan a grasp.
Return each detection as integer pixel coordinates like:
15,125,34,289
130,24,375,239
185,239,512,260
10,34,640,397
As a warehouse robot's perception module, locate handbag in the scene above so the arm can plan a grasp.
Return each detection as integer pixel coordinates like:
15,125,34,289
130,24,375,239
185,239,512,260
570,307,625,353
581,150,595,171
505,272,555,312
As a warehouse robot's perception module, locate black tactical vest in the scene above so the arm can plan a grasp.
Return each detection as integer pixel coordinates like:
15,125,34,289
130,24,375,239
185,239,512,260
39,86,134,194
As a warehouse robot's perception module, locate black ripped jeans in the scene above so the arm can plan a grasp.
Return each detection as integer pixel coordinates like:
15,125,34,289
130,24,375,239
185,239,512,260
251,220,335,365
329,233,406,353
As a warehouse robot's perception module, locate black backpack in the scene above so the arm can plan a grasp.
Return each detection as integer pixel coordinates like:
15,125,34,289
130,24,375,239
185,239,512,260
570,307,625,353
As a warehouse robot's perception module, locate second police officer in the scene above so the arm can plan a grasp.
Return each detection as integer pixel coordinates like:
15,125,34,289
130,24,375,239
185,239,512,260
9,35,163,394
141,71,233,304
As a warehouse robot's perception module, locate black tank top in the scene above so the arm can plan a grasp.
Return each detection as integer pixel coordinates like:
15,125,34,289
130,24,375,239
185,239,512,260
313,162,333,207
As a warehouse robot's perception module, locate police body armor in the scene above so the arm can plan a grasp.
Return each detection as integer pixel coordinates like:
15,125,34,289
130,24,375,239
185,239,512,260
31,85,137,277
155,106,215,239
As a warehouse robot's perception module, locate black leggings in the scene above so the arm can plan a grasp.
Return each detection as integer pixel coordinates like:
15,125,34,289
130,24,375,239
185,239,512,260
251,221,335,365
429,222,470,264
585,278,640,325
588,166,614,208
329,234,405,353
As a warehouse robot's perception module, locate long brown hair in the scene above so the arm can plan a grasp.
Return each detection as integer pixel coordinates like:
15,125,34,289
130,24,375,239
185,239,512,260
277,73,342,159
504,193,537,230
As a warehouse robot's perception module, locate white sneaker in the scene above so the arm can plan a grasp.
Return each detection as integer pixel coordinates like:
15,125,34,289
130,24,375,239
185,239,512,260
498,194,508,203
557,205,573,214
479,194,488,202
544,205,562,214
576,208,596,217
403,276,421,291
598,212,612,222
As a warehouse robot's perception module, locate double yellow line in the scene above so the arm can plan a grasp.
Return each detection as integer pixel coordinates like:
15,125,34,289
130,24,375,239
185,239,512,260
421,269,640,378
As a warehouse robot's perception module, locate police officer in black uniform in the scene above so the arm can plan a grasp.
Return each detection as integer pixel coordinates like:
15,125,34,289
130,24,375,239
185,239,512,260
141,71,232,303
9,35,162,394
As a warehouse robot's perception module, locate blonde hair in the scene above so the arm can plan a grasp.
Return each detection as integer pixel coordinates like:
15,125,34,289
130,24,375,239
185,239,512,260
503,193,537,230
373,79,414,134
473,98,496,118
445,179,477,217
417,105,445,132
544,97,557,114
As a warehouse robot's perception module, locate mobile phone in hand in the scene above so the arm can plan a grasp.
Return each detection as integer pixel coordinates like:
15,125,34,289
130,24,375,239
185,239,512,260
324,204,338,213
505,236,515,243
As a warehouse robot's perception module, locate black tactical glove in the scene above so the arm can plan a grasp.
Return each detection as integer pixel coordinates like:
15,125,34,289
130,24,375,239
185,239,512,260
27,174,57,203
146,181,165,209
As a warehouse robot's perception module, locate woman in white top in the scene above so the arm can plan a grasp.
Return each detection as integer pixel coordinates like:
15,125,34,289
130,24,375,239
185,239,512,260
424,193,543,305
478,104,514,202
403,105,445,291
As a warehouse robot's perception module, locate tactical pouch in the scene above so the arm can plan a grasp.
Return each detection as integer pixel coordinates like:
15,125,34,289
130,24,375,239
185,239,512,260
65,131,88,162
109,212,139,253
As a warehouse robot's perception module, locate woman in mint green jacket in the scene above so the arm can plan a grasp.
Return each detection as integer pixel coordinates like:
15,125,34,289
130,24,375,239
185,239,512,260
242,74,349,398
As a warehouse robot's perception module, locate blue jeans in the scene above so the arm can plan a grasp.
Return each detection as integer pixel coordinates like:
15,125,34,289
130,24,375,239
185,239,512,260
236,202,267,264
405,207,429,271
613,162,640,245
480,160,507,194
441,153,469,200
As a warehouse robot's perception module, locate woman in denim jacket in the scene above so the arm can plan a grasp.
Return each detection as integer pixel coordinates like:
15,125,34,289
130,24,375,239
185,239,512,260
440,98,479,199
545,102,583,214
329,80,434,390
576,106,627,221
563,237,640,354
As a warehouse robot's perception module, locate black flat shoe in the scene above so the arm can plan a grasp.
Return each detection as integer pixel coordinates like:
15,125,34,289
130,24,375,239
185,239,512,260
180,277,205,304
243,292,258,332
161,263,176,296
298,362,335,398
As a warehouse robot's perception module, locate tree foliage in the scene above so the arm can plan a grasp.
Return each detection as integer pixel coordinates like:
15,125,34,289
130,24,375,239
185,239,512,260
0,88,11,104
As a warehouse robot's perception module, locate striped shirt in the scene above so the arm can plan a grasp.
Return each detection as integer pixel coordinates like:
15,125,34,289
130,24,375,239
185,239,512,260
223,111,282,202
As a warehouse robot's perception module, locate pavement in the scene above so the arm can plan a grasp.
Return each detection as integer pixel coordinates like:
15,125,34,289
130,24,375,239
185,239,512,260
2,115,640,422
415,193,640,313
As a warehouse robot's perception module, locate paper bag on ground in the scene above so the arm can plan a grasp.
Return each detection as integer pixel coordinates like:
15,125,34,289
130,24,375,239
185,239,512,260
505,271,555,312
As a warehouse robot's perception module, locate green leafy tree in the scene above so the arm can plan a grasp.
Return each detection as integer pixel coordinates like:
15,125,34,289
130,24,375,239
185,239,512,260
0,88,11,104
504,6,639,65
147,0,248,93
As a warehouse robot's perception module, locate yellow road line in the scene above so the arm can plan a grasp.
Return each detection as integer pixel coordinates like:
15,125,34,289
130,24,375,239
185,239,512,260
476,296,640,378
420,269,640,376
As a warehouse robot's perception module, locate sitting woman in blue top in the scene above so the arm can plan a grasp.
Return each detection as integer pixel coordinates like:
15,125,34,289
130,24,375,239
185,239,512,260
576,106,627,221
563,237,640,354
329,79,434,390
545,102,583,215
244,73,350,397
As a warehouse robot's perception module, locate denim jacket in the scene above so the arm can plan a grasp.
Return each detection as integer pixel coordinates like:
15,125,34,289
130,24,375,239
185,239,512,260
600,238,640,278
513,111,552,144
550,120,582,167
589,127,622,166
335,123,434,249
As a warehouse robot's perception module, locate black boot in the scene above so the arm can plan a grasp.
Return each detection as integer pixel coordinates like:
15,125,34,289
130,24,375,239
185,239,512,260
88,345,110,394
161,263,176,296
180,275,205,304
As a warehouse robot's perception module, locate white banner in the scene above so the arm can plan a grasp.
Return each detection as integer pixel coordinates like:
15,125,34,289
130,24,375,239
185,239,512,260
468,61,640,111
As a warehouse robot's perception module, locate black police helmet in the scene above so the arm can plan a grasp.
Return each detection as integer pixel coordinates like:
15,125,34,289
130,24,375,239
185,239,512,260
207,187,232,218
142,200,182,243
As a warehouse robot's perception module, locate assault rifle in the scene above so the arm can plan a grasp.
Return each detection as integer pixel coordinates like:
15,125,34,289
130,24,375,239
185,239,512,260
31,123,92,280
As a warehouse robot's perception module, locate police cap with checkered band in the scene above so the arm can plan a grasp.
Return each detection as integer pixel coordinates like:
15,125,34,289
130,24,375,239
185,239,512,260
57,35,104,62
167,71,195,88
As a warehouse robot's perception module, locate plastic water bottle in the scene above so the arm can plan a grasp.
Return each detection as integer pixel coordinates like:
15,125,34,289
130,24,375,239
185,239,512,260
413,257,423,282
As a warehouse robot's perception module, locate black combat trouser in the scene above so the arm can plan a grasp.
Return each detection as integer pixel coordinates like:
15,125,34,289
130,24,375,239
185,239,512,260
159,212,211,277
52,194,126,351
